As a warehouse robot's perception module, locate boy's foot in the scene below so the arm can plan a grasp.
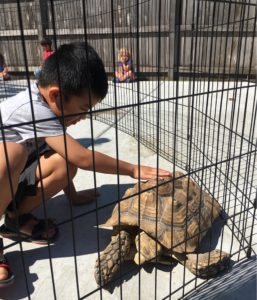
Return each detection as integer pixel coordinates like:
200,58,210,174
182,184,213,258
0,238,15,287
70,188,100,206
0,213,59,245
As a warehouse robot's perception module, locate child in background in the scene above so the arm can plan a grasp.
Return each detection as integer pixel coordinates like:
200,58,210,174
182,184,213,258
114,48,135,83
0,54,11,81
34,38,54,78
0,42,171,286
40,38,54,61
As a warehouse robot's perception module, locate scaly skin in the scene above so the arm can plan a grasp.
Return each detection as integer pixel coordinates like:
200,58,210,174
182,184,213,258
94,231,132,286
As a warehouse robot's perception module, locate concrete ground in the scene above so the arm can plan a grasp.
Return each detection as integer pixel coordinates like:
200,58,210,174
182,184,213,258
0,79,256,300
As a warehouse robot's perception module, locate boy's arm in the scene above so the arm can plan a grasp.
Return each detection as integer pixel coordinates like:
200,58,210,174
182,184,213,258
45,134,171,179
46,133,134,175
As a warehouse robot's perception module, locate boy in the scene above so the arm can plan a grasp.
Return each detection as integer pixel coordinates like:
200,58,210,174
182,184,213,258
0,43,171,286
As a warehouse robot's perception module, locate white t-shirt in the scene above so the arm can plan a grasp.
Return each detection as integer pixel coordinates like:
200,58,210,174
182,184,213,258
0,83,64,156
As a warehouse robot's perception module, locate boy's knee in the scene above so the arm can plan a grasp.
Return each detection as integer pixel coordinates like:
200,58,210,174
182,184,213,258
0,143,27,177
12,145,28,171
0,143,27,204
53,154,77,179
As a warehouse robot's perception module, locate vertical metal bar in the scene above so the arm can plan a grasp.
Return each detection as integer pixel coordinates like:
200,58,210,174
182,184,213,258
173,0,182,81
16,0,57,298
35,0,48,41
110,0,123,297
154,2,162,299
135,0,142,298
80,0,103,299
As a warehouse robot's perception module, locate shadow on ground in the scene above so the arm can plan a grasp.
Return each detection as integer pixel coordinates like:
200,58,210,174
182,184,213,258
77,137,111,148
183,256,256,300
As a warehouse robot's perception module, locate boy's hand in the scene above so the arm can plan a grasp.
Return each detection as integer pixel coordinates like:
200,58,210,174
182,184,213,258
64,181,100,206
71,189,100,206
132,165,172,180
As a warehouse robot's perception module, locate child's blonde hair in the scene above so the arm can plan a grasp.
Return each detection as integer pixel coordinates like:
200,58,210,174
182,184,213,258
118,48,131,61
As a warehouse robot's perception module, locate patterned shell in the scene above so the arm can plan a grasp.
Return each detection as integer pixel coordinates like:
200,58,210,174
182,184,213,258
102,171,221,253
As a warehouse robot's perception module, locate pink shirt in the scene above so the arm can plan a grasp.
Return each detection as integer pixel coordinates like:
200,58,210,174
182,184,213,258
43,49,54,60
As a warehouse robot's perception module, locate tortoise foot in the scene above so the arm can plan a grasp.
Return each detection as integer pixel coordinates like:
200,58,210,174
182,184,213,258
134,231,162,265
94,231,131,286
186,249,230,278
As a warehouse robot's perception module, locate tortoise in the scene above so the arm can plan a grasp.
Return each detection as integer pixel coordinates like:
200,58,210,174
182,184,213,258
95,171,230,286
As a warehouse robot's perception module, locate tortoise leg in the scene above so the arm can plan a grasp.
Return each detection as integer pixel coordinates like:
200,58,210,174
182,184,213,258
94,231,131,286
134,231,162,265
185,249,230,278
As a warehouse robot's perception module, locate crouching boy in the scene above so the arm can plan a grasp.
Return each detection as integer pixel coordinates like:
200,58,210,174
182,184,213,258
0,42,171,286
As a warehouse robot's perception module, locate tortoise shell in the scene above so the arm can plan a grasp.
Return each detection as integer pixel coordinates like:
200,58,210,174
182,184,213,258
102,171,221,253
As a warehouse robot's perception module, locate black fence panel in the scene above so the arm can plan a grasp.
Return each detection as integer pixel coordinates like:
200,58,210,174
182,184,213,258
0,0,256,299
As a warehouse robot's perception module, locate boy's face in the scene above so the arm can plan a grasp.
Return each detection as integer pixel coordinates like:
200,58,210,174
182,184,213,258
62,92,99,127
42,86,99,127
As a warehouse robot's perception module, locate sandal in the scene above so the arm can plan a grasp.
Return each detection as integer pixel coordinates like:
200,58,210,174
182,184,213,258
0,238,15,288
0,213,59,245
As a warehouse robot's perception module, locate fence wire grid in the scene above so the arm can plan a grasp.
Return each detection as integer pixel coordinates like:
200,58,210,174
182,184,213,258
0,0,256,299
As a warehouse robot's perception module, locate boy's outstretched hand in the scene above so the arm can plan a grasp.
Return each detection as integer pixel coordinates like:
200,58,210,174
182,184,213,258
64,182,100,206
70,188,100,206
132,165,172,180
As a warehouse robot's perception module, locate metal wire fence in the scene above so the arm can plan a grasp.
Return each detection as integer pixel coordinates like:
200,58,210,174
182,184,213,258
0,0,256,299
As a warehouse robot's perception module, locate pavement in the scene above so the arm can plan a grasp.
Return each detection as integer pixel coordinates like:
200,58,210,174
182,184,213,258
0,79,256,300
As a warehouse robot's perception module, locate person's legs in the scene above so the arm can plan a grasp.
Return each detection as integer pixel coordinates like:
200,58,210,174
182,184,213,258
0,142,28,283
6,151,78,238
113,77,122,83
0,237,15,286
4,148,99,240
127,70,135,82
0,142,28,216
0,149,76,282
19,151,77,213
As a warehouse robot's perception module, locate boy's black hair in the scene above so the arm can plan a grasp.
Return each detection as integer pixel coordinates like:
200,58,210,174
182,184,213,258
40,38,52,46
38,42,108,100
